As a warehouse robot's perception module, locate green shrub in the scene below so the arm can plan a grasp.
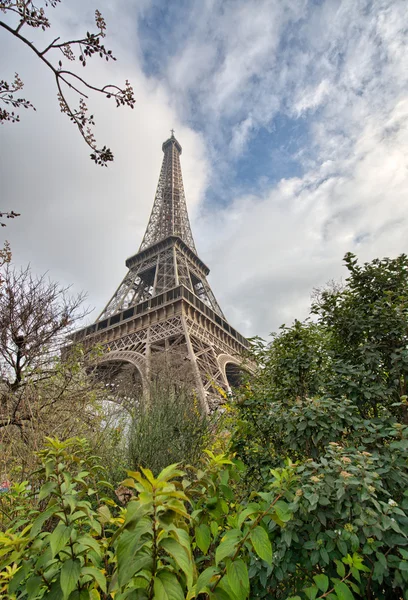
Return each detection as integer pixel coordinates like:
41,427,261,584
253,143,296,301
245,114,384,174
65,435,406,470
231,395,408,598
0,438,301,600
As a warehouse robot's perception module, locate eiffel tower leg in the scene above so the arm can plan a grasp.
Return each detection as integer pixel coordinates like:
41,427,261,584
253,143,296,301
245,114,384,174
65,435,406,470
144,327,152,405
181,315,208,412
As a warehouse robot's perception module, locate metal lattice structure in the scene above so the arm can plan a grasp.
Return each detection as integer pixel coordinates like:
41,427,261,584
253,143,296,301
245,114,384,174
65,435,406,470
139,135,197,254
72,133,250,410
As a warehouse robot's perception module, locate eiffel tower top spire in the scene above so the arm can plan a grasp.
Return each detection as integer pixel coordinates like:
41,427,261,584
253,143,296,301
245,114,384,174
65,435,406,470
139,132,197,254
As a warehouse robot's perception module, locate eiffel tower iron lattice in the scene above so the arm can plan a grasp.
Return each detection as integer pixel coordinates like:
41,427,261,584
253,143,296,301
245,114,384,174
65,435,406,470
71,132,250,410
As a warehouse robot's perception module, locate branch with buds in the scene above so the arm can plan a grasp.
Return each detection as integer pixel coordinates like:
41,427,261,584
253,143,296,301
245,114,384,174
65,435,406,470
0,211,20,227
0,1,135,165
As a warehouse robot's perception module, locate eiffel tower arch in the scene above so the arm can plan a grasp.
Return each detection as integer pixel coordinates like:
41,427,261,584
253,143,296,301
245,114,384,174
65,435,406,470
72,133,250,411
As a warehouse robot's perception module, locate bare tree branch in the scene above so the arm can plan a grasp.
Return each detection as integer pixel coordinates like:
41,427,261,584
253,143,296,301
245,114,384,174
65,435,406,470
0,1,135,165
0,211,20,227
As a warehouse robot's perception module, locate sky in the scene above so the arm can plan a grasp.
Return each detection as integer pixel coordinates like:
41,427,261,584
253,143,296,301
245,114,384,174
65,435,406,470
1,0,408,339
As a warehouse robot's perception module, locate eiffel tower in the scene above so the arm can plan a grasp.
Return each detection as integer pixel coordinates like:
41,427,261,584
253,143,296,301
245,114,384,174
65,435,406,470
72,132,249,410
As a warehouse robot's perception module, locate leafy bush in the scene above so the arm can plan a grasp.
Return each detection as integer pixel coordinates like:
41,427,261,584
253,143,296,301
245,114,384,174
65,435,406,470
248,321,331,405
232,389,408,595
0,438,297,600
229,252,408,598
248,440,408,598
0,437,386,600
245,253,408,421
312,252,408,418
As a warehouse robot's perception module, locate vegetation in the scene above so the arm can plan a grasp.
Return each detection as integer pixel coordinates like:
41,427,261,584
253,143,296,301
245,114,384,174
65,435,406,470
0,265,106,478
127,370,210,476
1,252,408,599
232,252,408,598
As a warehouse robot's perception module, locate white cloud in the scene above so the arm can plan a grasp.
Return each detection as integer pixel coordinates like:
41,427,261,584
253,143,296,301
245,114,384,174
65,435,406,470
202,97,408,336
293,79,331,116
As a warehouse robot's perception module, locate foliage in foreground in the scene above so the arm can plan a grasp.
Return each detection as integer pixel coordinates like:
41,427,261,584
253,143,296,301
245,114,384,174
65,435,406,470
0,437,288,599
231,393,408,599
2,436,404,600
229,252,408,599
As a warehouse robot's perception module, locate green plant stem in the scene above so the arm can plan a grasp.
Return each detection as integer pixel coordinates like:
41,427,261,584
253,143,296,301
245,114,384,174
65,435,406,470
0,503,12,522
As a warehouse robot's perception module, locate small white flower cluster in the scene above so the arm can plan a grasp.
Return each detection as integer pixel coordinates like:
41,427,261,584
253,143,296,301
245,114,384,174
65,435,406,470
388,498,397,507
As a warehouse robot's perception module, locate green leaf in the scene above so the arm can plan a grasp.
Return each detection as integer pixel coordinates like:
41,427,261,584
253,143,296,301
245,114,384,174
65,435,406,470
399,561,408,572
39,481,57,501
27,576,43,599
211,588,232,600
171,527,191,552
81,567,107,593
215,529,242,565
117,525,152,586
376,552,387,568
195,524,211,554
335,559,346,578
43,580,63,599
304,541,317,550
210,521,219,539
97,505,111,524
334,581,355,600
160,537,194,588
304,586,319,600
60,559,81,600
217,577,237,600
274,500,292,522
320,547,329,565
76,535,102,557
121,591,148,600
337,539,348,556
8,566,27,593
226,559,249,600
155,571,184,600
373,559,386,581
49,524,72,558
313,574,329,593
35,546,53,570
118,551,152,588
195,566,220,594
154,576,170,600
31,504,59,537
156,464,185,482
250,526,272,566
220,484,234,501
237,504,259,528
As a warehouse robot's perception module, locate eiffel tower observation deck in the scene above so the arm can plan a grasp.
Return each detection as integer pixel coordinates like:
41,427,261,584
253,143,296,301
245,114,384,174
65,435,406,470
72,132,250,410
